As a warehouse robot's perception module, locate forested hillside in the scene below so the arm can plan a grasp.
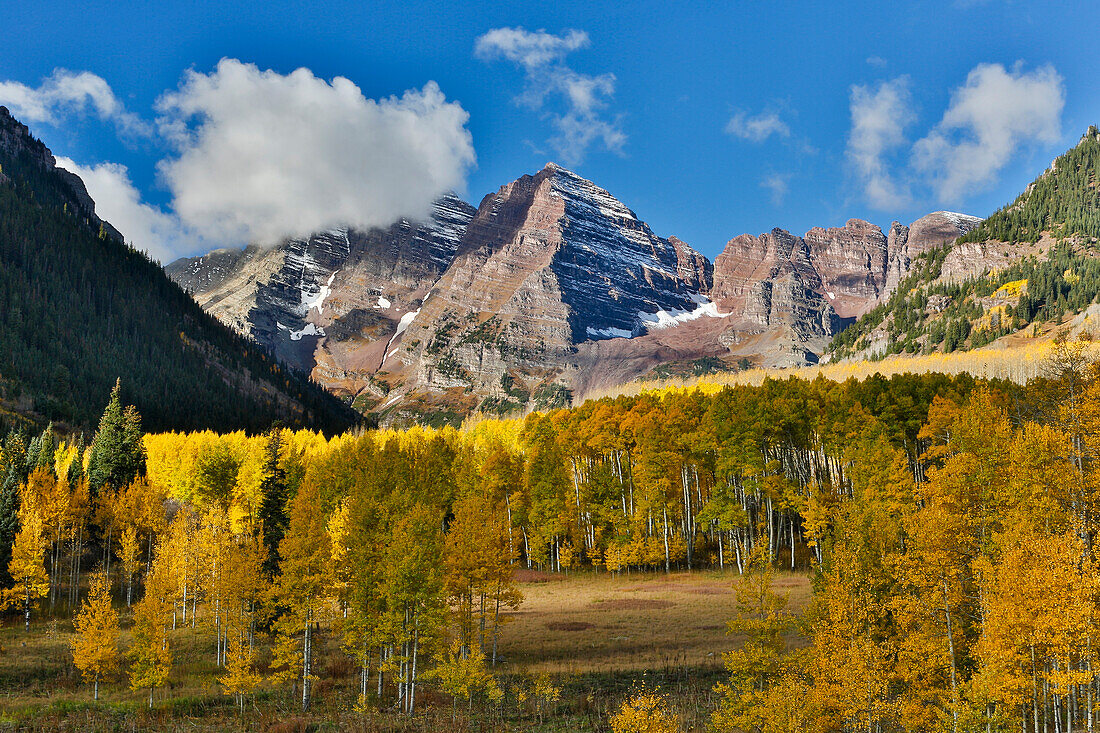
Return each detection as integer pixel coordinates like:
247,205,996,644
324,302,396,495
959,125,1100,244
0,107,355,434
828,127,1100,362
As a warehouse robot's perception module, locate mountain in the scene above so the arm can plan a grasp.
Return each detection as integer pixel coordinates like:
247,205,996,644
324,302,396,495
706,213,980,367
169,162,979,423
0,107,356,434
828,127,1100,362
166,194,477,407
387,163,718,414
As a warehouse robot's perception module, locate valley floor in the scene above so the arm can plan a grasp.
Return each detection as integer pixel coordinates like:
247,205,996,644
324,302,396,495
0,570,811,732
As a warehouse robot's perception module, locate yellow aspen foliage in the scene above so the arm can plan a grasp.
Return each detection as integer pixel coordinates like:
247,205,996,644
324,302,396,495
444,494,522,664
273,479,335,712
610,689,680,733
428,639,500,713
711,546,802,732
118,525,141,607
129,553,174,708
531,671,561,725
70,571,119,700
4,490,49,631
219,629,262,713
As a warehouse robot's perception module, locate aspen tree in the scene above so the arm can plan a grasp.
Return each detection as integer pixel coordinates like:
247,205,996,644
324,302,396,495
429,639,500,717
5,489,48,631
219,626,262,713
444,494,522,661
130,553,173,708
384,504,446,716
610,688,680,733
70,570,119,700
329,495,385,707
118,525,140,607
711,546,802,732
273,480,333,712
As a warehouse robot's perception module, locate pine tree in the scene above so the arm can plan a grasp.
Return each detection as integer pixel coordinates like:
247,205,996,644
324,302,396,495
70,570,119,700
0,458,20,587
87,380,145,494
257,430,289,579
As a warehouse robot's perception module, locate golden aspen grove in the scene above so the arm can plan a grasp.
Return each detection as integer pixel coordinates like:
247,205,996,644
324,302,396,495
2,349,1100,731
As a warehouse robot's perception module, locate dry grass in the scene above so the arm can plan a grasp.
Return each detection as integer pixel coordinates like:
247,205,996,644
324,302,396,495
496,569,811,673
582,321,1100,405
0,570,812,730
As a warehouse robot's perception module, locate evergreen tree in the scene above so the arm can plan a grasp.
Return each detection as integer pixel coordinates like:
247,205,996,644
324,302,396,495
257,430,289,579
87,380,145,494
0,108,355,435
0,445,21,587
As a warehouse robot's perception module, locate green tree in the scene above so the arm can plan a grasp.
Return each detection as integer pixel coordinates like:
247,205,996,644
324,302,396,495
257,430,289,579
87,380,145,494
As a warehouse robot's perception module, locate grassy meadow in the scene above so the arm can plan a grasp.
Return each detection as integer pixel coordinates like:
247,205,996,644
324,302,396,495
0,570,811,731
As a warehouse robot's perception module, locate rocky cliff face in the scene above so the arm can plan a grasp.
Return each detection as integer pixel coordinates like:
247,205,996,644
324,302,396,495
0,106,122,241
712,228,835,336
709,220,892,359
805,219,888,319
706,213,981,367
166,194,476,395
884,211,982,295
169,160,980,421
383,163,718,413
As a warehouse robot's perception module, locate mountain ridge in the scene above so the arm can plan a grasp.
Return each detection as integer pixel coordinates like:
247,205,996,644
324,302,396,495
168,159,980,423
0,107,357,434
827,126,1100,363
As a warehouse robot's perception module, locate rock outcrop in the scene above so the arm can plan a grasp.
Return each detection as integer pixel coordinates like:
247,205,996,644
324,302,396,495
709,219,896,350
166,194,476,394
884,211,982,295
0,106,123,241
386,163,718,408
169,160,981,421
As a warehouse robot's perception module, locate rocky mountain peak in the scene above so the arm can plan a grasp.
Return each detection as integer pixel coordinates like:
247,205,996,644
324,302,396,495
883,210,982,296
169,155,982,422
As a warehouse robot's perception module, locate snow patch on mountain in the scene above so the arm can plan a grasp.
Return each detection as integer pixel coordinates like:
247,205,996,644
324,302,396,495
282,322,325,341
935,211,983,228
382,308,422,362
587,325,634,339
638,295,728,331
302,271,338,316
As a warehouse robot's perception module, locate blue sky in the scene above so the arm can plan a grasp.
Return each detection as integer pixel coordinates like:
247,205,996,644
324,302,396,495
0,1,1096,262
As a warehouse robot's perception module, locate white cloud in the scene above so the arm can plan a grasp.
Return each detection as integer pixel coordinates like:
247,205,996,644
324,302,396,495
0,69,150,138
912,62,1064,202
476,27,623,165
54,157,186,263
474,27,589,69
154,59,476,246
846,76,914,210
866,56,888,68
760,173,791,205
725,110,790,143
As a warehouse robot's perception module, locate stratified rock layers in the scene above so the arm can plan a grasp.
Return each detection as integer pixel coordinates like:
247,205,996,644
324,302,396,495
167,162,980,418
